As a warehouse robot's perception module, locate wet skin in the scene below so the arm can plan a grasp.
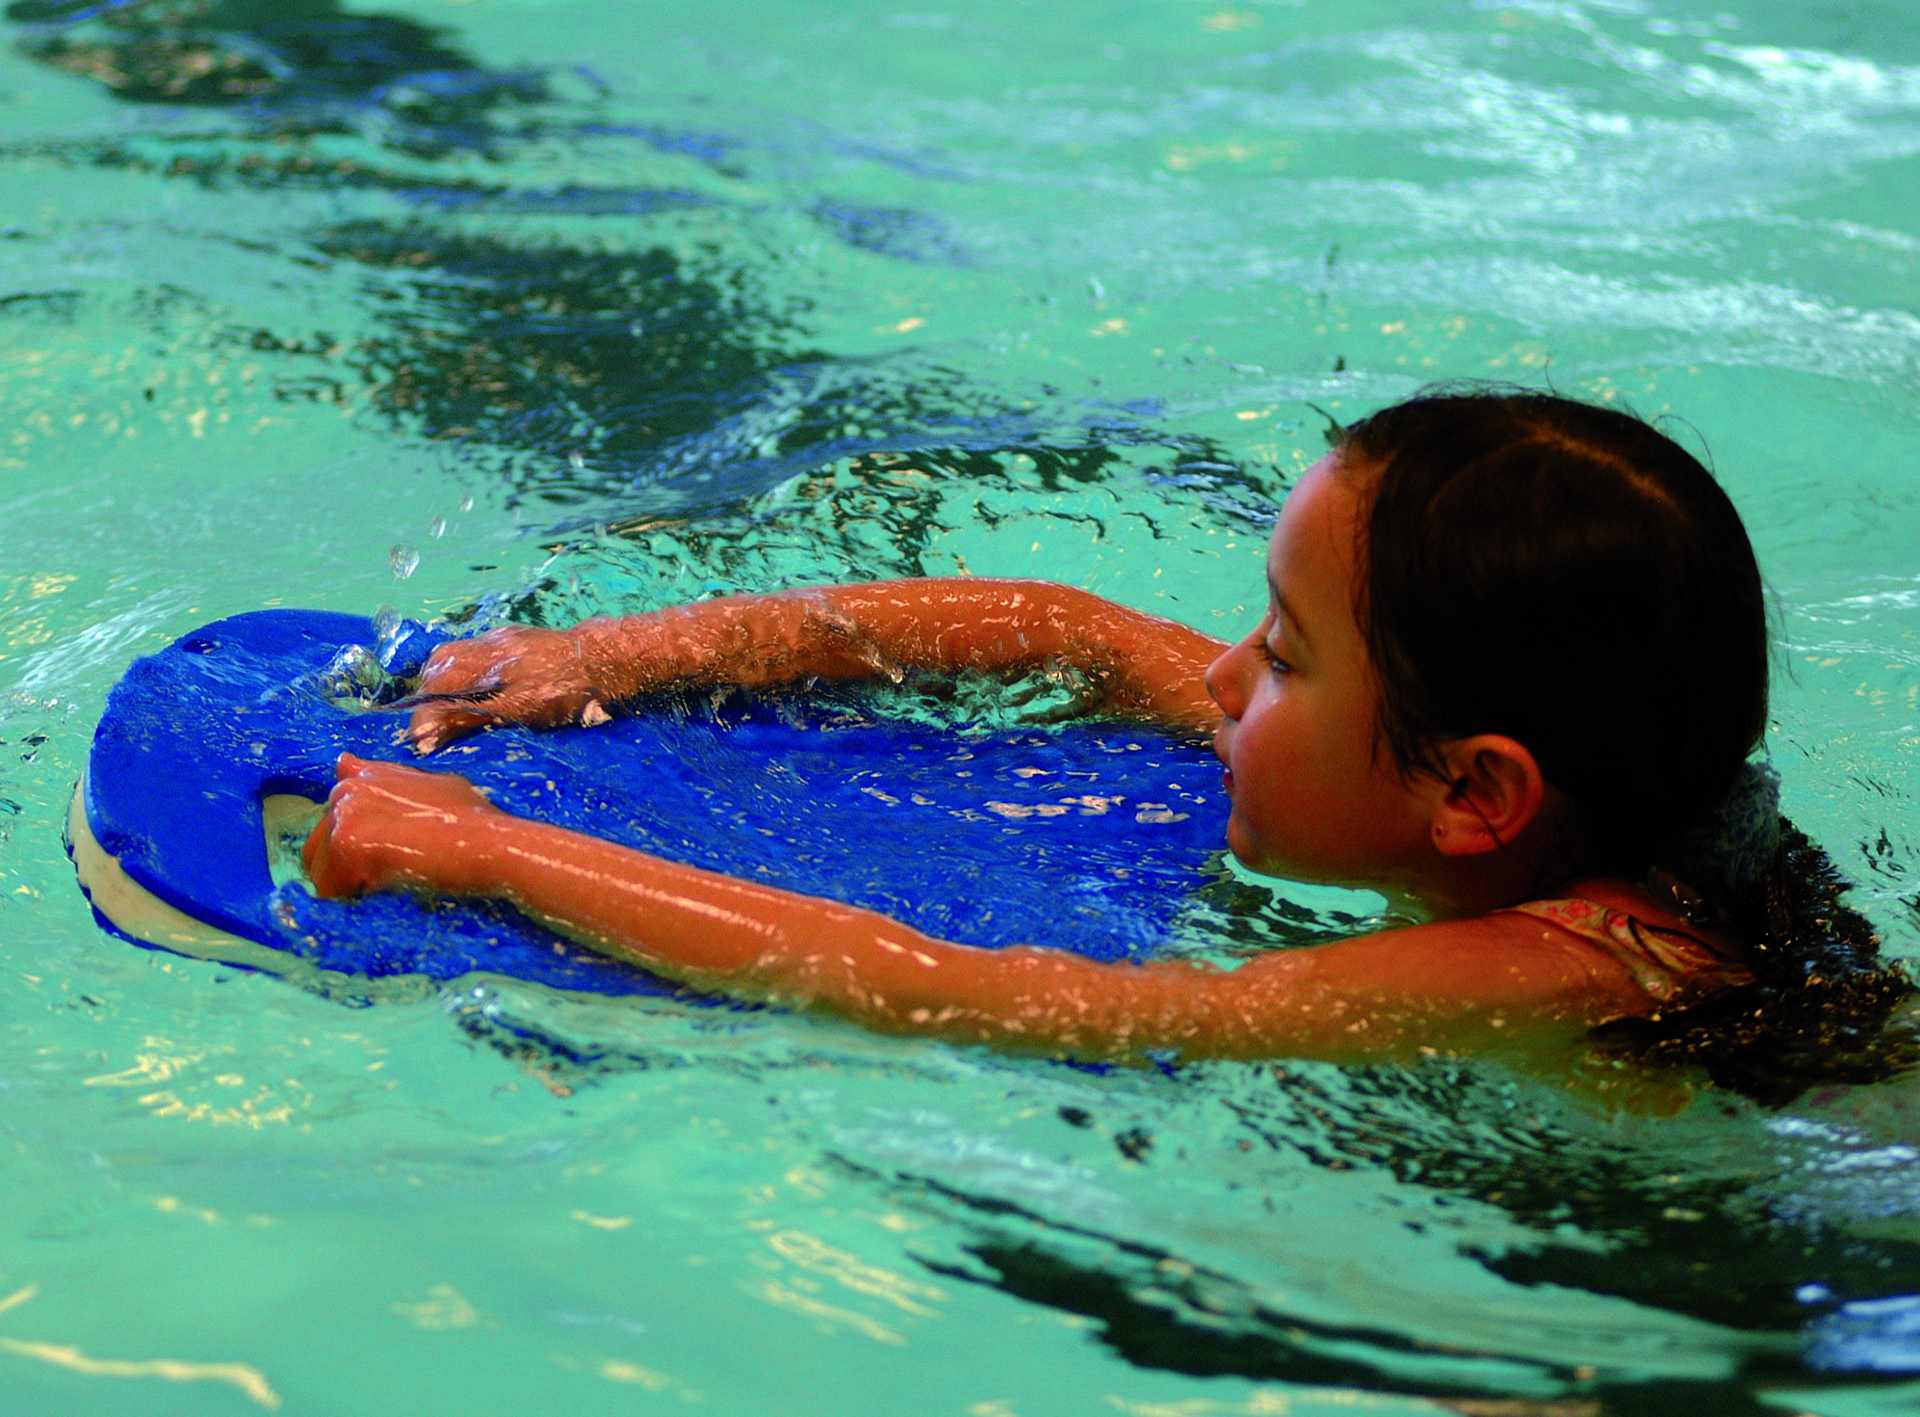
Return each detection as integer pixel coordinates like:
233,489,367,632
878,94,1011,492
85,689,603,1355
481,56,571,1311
305,458,1712,1062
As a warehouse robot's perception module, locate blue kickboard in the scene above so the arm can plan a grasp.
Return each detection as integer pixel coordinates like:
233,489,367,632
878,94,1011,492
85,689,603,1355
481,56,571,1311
83,610,1229,996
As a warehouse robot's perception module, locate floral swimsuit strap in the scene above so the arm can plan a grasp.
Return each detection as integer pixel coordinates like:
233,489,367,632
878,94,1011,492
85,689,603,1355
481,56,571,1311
1502,897,1755,1006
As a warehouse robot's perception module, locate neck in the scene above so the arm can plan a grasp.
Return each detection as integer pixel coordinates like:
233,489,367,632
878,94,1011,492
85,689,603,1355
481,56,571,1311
1396,795,1596,921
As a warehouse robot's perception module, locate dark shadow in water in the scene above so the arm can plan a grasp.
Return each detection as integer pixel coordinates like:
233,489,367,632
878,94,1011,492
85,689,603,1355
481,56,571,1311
584,441,1285,569
832,1153,1830,1417
5,2,990,501
3,0,960,225
0,0,748,232
815,1059,1920,1404
6,0,538,154
246,223,1034,509
439,944,1920,1395
229,215,1198,514
288,221,820,497
479,438,1282,618
0,287,80,319
808,198,967,265
1220,1063,1920,1343
945,1245,1810,1417
18,132,725,222
6,0,965,188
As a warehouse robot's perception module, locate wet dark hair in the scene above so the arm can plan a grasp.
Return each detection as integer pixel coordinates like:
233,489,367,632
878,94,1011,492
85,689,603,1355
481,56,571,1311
1336,386,1915,1104
1594,820,1920,1105
1340,388,1766,873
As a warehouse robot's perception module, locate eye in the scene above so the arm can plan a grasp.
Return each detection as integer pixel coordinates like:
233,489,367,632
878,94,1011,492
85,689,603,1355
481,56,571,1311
1258,640,1292,676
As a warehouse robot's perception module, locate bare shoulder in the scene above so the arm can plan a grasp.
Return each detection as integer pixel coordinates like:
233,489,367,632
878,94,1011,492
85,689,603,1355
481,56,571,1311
1227,896,1661,1025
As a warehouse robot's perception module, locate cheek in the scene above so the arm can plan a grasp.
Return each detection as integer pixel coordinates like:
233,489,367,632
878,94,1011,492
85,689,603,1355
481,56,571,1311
1221,688,1403,872
1230,686,1310,782
1222,694,1310,841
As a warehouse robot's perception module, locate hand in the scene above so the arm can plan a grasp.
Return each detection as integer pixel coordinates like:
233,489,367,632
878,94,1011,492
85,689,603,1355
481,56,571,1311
404,624,611,754
303,753,503,899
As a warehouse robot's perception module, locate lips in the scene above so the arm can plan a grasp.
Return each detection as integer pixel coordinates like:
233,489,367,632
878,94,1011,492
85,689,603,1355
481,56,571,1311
1212,726,1233,794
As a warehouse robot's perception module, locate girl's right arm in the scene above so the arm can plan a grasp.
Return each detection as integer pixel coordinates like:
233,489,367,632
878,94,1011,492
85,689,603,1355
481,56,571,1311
307,756,1653,1063
406,578,1226,751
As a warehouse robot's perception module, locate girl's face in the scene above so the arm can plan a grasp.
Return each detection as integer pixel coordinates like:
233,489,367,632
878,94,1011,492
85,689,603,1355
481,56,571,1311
1204,454,1434,886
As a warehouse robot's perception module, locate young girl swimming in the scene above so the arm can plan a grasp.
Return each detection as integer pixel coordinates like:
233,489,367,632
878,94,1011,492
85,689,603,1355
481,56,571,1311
301,390,1902,1070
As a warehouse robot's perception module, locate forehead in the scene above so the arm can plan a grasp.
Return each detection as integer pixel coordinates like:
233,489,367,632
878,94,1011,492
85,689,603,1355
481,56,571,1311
1266,453,1365,598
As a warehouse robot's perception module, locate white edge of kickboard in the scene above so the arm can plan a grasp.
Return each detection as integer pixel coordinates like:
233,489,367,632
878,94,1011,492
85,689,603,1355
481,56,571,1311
66,773,439,1002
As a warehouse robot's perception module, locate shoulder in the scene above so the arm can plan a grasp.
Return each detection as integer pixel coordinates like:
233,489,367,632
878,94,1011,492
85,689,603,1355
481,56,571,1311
1229,886,1678,1025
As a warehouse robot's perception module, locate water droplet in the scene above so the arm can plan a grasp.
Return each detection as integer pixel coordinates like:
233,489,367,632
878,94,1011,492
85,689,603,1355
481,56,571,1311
568,452,587,472
389,545,420,579
629,320,645,339
427,515,447,540
1087,276,1105,302
371,605,400,643
458,493,474,514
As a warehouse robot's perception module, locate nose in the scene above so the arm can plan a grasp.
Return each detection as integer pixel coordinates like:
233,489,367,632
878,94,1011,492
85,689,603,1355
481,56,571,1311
1204,641,1247,719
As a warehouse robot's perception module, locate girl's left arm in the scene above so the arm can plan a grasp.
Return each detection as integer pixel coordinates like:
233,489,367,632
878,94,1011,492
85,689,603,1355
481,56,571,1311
307,758,1651,1063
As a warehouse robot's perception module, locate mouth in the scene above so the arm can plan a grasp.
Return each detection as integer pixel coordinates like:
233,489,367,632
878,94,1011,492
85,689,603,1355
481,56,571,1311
1212,728,1233,793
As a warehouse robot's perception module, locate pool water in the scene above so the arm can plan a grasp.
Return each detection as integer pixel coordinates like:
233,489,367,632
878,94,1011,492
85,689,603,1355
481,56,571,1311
2,0,1919,1412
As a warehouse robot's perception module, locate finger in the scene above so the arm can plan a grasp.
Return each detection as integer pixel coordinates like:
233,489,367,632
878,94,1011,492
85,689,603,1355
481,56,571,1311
385,685,504,713
408,703,499,754
336,751,415,786
413,647,494,698
411,679,591,747
301,811,334,889
480,685,589,733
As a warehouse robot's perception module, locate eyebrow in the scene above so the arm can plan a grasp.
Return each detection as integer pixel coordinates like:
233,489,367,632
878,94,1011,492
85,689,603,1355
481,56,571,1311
1265,575,1311,652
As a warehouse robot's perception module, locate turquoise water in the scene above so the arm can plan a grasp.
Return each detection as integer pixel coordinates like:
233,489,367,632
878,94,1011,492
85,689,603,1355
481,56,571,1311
3,0,1920,1411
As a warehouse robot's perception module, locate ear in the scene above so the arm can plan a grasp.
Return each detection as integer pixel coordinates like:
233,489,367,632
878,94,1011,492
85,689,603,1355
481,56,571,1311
1427,735,1546,858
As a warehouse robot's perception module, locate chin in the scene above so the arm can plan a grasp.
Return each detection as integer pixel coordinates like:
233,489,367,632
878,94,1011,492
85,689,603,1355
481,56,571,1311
1226,824,1355,887
1224,822,1285,879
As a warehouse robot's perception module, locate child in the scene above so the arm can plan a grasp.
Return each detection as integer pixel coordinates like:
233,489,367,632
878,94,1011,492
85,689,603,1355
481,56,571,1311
301,390,1897,1068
